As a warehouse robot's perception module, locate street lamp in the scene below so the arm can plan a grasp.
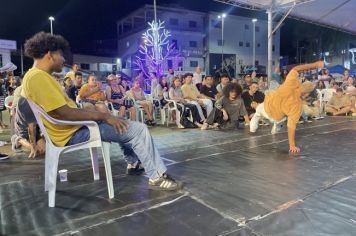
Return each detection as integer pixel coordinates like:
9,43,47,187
252,18,257,70
48,16,55,35
218,13,226,70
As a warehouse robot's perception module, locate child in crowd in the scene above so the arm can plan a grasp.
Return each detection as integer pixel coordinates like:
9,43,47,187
79,74,108,113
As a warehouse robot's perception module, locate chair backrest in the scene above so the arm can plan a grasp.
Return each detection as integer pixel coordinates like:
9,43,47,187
4,96,14,109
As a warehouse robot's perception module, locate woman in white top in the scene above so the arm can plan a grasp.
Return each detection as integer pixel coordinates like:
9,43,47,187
130,80,155,125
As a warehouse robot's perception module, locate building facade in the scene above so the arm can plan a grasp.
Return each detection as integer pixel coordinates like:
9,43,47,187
0,39,17,67
117,5,280,77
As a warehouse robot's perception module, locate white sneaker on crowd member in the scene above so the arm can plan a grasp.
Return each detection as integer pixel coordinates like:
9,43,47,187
195,122,203,128
200,122,209,130
0,153,9,160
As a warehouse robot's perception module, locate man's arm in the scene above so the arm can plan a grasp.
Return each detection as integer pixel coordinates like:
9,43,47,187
49,105,128,134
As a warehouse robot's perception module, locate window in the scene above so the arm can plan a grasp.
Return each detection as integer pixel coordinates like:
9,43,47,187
257,43,261,48
169,18,179,26
190,61,198,68
217,40,225,46
178,61,183,68
244,24,249,30
172,39,178,48
246,42,250,47
189,21,197,28
189,41,198,48
239,42,243,47
211,20,221,28
255,61,259,66
272,45,275,52
81,63,90,70
255,26,260,32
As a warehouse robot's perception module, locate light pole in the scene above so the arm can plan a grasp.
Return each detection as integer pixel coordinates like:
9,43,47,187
218,13,226,70
48,16,55,35
252,18,257,70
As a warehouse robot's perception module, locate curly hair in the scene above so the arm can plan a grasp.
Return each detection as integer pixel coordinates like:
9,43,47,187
24,31,69,59
223,83,242,98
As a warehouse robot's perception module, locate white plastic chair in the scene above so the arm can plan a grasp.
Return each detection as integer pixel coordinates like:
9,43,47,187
163,93,184,128
27,99,114,207
104,101,119,117
126,91,145,122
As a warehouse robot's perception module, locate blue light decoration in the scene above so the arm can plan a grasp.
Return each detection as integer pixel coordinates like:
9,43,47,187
134,20,179,79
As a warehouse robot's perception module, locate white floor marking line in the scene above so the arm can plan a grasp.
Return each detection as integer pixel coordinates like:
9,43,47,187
53,192,189,236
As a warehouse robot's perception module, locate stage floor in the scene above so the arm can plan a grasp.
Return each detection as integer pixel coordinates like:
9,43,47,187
0,117,356,236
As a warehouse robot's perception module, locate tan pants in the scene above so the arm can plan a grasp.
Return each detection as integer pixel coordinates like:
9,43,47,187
302,104,320,117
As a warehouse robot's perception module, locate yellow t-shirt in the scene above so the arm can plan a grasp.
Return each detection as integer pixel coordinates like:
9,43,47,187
79,84,103,101
21,67,81,147
65,71,75,80
264,69,302,129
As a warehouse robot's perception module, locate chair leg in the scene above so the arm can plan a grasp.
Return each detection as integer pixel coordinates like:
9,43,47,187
47,149,60,207
101,142,114,199
44,146,50,192
160,109,166,125
167,110,170,127
176,110,181,127
90,147,100,181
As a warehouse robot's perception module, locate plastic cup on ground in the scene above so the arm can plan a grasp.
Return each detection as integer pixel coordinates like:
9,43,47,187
58,169,68,182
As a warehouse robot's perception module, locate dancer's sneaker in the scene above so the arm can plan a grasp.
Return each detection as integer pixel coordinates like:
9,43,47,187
271,123,283,134
0,153,9,160
148,174,182,191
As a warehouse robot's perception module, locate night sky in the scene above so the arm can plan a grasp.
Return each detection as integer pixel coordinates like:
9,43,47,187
0,0,353,60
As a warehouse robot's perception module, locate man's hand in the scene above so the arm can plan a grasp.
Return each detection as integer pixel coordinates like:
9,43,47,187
28,144,40,159
105,116,129,134
222,110,229,121
289,145,301,153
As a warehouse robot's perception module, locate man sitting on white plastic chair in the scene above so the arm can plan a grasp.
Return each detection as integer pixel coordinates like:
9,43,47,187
21,31,181,191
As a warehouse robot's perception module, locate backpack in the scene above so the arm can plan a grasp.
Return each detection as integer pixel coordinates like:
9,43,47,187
179,106,197,128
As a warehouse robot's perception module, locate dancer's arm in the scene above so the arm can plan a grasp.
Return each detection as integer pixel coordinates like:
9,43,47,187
288,127,300,153
286,61,324,82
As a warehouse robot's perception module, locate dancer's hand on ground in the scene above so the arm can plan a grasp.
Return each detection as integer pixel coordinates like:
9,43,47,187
105,116,129,134
289,145,300,153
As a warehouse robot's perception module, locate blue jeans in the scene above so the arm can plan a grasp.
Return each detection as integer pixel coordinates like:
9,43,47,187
67,121,167,179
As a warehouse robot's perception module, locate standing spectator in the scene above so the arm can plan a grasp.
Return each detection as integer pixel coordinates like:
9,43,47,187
149,72,159,97
65,63,79,81
79,74,108,113
281,69,288,84
272,67,281,84
325,87,351,116
200,75,218,101
106,74,136,120
318,68,331,87
201,83,249,130
193,66,203,90
167,68,175,87
0,73,6,130
242,81,265,119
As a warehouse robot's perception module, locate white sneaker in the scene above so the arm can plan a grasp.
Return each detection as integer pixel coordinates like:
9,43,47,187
271,123,282,134
201,122,209,130
195,122,203,128
212,123,220,128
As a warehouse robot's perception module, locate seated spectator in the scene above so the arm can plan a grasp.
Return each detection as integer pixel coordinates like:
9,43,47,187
22,32,180,190
63,76,72,94
216,74,230,98
66,72,83,101
200,75,218,101
121,78,130,92
343,76,356,95
0,74,7,130
79,74,108,113
106,74,136,120
301,82,321,119
181,73,213,121
316,80,326,90
325,87,351,116
201,83,249,130
169,77,202,125
11,96,45,158
130,79,155,126
242,81,265,119
242,74,252,91
318,68,331,87
351,96,356,116
156,76,169,106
